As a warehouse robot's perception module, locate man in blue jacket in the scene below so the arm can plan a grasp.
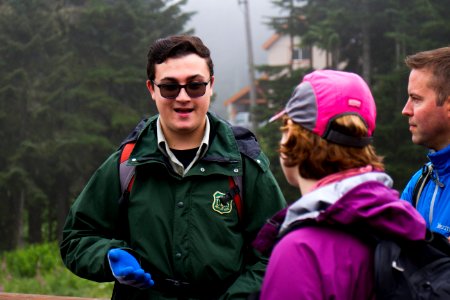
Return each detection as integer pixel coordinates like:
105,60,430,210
401,46,450,238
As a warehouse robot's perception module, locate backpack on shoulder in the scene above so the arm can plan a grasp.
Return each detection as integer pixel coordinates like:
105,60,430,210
374,228,450,300
116,117,262,231
280,219,450,300
411,163,434,208
375,161,450,300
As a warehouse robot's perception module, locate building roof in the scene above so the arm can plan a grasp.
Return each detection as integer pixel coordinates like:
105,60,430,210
223,86,250,106
223,84,267,107
262,33,281,50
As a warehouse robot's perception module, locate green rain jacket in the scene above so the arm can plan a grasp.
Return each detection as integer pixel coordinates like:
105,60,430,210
60,113,286,299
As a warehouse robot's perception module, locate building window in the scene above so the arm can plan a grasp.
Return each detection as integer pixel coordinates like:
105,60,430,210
292,47,311,60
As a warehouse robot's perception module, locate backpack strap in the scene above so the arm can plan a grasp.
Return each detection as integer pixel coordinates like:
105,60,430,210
412,163,433,208
119,118,148,148
229,176,243,221
119,142,136,194
231,125,260,160
119,141,244,222
117,117,147,195
117,119,255,231
116,142,136,242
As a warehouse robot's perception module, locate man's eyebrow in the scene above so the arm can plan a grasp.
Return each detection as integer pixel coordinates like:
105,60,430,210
409,92,423,99
158,75,206,82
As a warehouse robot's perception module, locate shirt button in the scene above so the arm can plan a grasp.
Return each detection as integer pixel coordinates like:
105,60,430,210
177,201,184,208
175,252,182,258
233,168,239,173
200,167,205,172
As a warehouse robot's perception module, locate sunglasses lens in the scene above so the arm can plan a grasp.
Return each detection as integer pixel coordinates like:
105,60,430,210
159,84,181,99
156,81,209,99
185,82,207,98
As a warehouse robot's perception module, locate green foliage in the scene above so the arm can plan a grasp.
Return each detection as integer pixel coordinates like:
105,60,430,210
0,242,113,297
261,0,450,194
0,0,193,251
256,68,311,202
371,68,426,190
1,0,449,259
258,121,299,202
3,243,56,278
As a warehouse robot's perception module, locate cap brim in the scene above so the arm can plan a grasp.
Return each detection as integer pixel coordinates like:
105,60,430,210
268,109,286,123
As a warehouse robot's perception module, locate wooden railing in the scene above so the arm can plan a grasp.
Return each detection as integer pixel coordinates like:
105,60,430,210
0,293,106,300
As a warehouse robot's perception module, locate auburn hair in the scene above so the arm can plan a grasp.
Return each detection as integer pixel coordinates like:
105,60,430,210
279,115,384,180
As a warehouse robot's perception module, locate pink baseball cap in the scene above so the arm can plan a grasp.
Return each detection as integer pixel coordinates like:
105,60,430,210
270,70,376,147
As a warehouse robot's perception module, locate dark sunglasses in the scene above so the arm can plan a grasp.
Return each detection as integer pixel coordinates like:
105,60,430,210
152,79,211,99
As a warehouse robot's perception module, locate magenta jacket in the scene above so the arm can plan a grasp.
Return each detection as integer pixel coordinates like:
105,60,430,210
260,172,426,300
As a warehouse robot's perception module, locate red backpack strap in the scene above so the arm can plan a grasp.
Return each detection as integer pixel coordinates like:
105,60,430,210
119,142,136,193
228,176,243,221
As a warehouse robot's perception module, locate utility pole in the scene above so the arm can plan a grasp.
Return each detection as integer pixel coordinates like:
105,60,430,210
238,0,257,131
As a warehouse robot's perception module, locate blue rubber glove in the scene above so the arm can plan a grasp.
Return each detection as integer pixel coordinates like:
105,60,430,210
107,248,154,289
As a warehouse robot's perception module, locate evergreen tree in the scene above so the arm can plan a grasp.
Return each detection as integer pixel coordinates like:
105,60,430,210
0,0,193,251
0,0,68,250
259,0,450,193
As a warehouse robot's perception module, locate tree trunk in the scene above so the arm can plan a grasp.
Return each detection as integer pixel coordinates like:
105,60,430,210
27,198,43,244
361,0,371,83
0,189,24,251
55,176,71,243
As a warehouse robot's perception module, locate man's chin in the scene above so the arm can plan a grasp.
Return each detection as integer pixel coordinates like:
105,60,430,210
411,137,421,146
412,136,431,148
173,124,197,134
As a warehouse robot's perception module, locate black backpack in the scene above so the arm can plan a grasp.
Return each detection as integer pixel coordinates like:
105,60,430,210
278,221,450,300
373,228,450,299
378,163,450,299
116,117,261,240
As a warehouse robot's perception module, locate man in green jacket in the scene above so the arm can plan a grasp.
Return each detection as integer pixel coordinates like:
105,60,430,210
60,35,286,299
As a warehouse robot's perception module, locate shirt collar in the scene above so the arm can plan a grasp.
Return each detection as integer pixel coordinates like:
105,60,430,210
156,115,210,176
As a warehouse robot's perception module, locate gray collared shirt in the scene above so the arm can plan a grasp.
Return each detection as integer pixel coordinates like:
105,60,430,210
156,116,210,176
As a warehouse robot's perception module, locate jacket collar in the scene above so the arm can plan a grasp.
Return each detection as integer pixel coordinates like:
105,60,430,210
127,113,244,176
156,115,211,176
428,144,450,176
280,172,393,235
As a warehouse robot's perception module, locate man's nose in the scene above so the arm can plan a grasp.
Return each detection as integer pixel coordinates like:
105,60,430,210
175,86,190,100
402,99,412,116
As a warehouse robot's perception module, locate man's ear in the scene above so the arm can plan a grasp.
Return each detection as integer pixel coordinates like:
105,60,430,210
146,80,155,100
446,95,450,115
209,75,215,96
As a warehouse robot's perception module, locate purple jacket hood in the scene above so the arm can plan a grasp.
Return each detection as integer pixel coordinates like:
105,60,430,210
280,172,427,241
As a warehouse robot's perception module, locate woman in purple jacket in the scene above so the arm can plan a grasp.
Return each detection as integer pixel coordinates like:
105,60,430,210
255,70,427,300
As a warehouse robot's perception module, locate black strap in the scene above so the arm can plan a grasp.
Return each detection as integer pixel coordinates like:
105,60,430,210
325,129,373,147
412,164,433,208
118,117,148,148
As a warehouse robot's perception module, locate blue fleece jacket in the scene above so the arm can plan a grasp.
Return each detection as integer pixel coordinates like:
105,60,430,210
401,144,450,237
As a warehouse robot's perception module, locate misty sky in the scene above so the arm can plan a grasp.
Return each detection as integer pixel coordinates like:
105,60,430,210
183,0,279,118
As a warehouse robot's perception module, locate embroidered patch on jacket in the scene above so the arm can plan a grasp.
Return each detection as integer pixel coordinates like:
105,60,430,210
212,191,233,214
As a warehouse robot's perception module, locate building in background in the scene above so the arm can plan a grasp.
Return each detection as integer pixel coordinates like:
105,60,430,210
225,33,331,128
263,33,330,73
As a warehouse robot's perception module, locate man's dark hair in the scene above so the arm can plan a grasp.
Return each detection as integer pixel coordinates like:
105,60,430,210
405,46,450,106
146,35,214,81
